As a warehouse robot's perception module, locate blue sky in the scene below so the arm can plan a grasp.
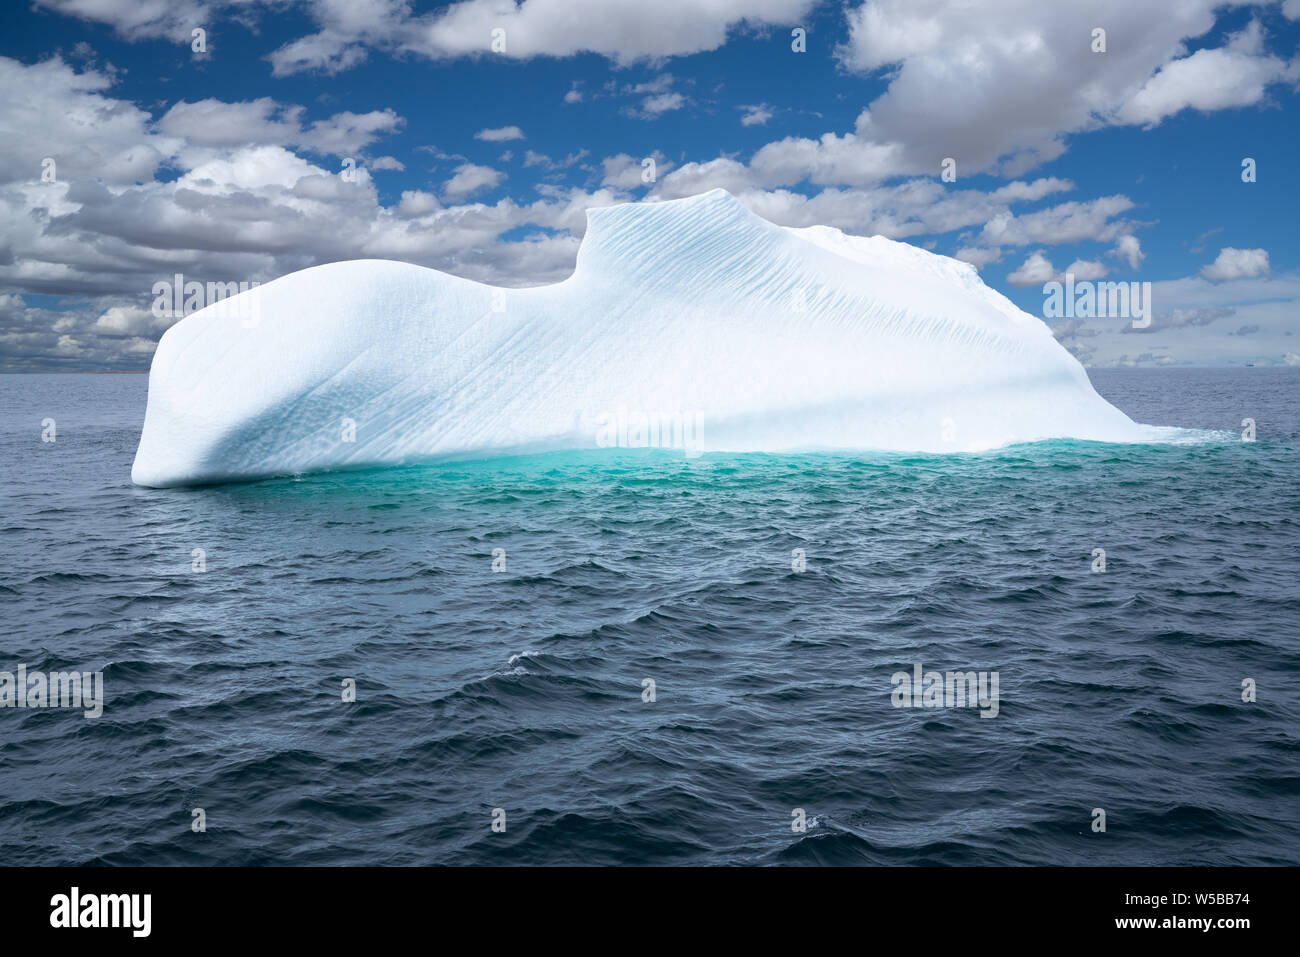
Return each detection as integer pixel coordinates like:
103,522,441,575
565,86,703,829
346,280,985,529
1,0,1298,370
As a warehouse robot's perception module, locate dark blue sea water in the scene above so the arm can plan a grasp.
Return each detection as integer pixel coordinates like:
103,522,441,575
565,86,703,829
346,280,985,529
2,368,1298,865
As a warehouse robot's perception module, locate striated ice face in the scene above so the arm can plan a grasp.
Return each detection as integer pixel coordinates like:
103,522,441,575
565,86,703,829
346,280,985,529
131,188,1142,487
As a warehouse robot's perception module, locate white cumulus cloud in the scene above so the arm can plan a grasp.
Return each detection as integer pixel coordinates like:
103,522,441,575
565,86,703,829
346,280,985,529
1201,247,1270,280
474,126,525,142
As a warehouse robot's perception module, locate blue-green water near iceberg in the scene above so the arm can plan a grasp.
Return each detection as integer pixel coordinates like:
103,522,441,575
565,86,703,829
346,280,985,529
1,368,1297,864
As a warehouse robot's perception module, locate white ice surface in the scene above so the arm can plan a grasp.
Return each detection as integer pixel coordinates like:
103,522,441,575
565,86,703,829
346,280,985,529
132,188,1144,487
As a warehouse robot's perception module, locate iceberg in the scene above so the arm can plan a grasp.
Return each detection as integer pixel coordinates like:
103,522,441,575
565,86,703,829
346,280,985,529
132,188,1143,487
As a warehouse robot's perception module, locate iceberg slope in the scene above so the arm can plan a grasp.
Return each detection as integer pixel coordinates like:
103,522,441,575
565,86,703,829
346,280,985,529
132,188,1142,487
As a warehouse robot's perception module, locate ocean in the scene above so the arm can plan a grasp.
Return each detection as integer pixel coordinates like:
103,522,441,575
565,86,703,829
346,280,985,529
1,367,1297,865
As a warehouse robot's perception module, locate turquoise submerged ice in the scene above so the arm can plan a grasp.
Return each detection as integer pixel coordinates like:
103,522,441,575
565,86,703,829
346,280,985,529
131,188,1144,487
